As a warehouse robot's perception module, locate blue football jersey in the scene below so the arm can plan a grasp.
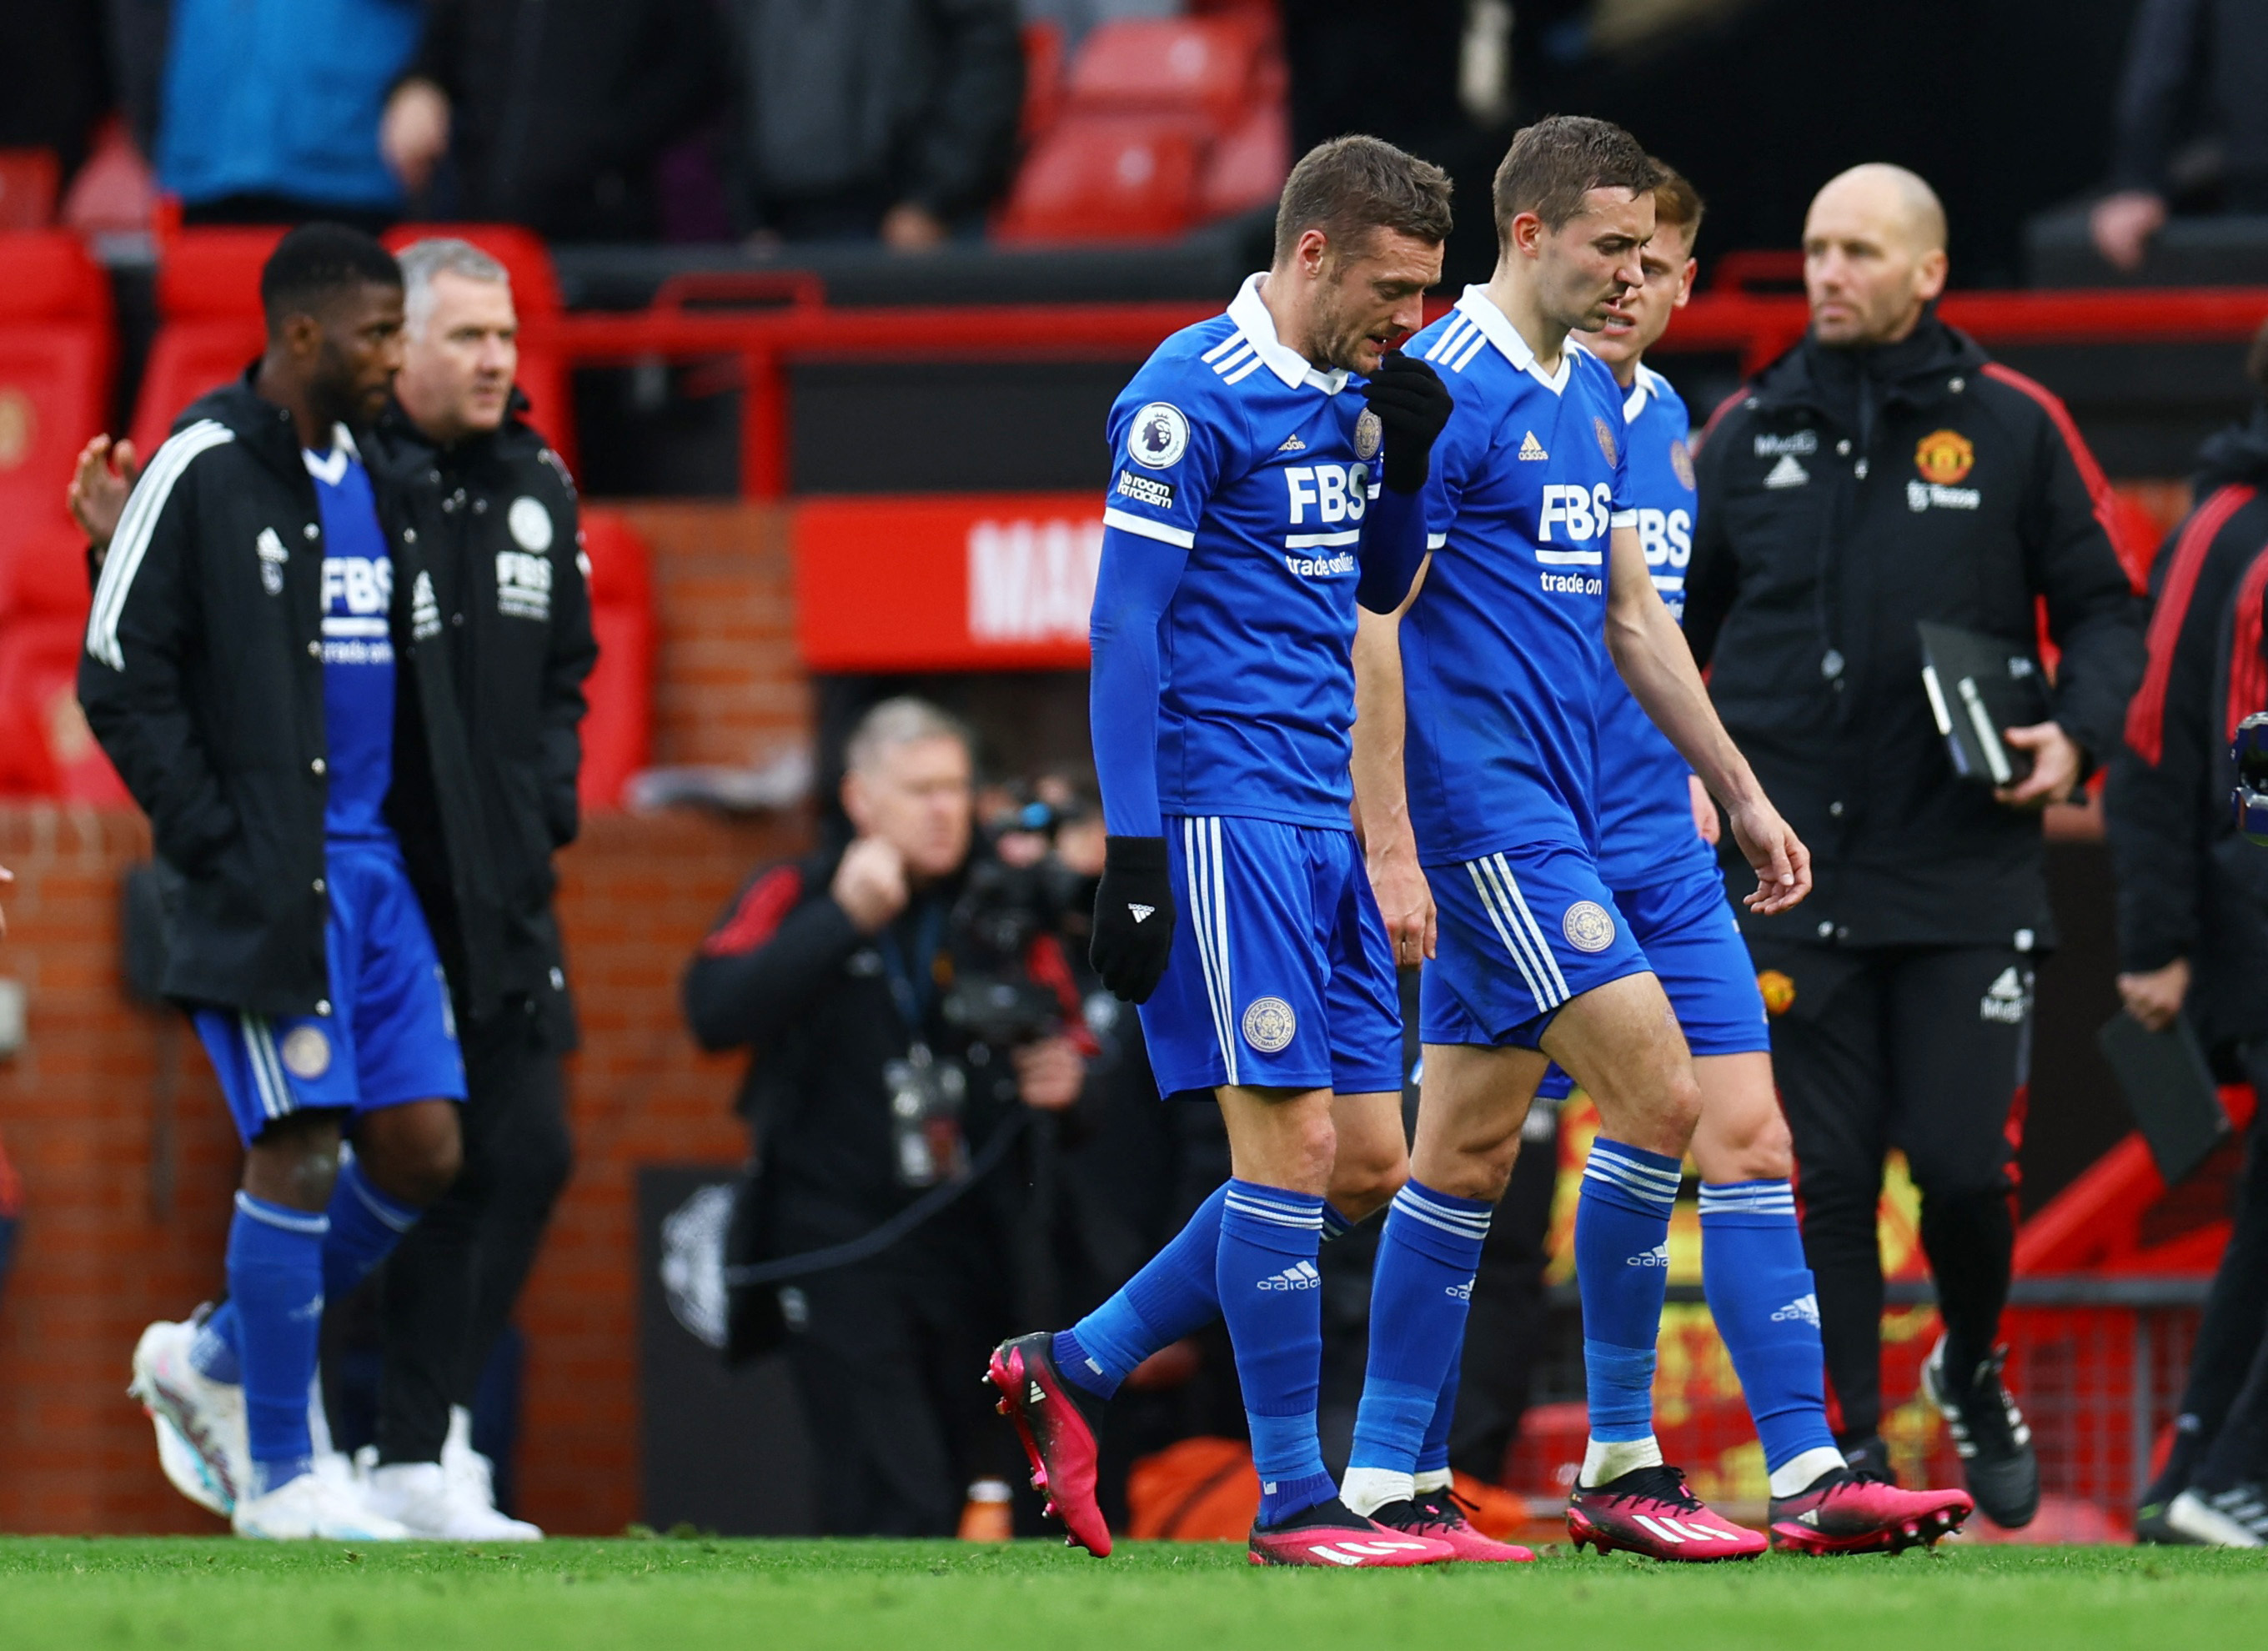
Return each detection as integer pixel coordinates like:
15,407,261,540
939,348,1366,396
1099,274,1387,830
1592,364,1713,888
306,434,396,844
1398,287,1635,863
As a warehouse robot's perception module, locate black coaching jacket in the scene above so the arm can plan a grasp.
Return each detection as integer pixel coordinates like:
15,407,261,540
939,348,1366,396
2104,405,2268,1051
366,395,597,1051
1686,316,2147,950
78,376,498,1020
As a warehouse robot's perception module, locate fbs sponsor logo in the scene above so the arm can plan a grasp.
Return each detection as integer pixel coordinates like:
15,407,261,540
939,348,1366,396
1626,1242,1670,1268
1763,454,1809,489
1258,1260,1322,1292
1979,966,2031,1025
1771,1292,1821,1326
495,548,554,621
1114,469,1174,510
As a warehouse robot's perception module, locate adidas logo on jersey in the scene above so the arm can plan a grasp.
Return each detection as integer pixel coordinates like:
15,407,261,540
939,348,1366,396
1979,966,2030,1025
1771,1293,1821,1326
1128,903,1156,923
1277,433,1307,452
1763,454,1810,489
1626,1242,1671,1268
1518,430,1548,461
1258,1260,1322,1292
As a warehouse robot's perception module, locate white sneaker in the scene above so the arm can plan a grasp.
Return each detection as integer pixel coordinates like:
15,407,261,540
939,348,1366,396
361,1460,543,1541
2167,1488,2268,1547
233,1469,414,1541
441,1406,495,1504
129,1316,251,1516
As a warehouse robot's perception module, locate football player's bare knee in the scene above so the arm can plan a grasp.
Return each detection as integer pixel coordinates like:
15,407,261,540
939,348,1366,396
1411,1043,1536,1202
243,1111,345,1212
1549,976,1698,1155
354,1098,464,1207
1690,1053,1794,1182
1328,1091,1409,1219
1219,1086,1337,1193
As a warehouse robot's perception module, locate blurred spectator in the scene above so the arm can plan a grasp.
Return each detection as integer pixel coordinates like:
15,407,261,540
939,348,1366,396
722,0,1026,248
379,0,728,243
683,700,1087,1534
0,1,110,183
2091,0,2268,272
110,0,419,229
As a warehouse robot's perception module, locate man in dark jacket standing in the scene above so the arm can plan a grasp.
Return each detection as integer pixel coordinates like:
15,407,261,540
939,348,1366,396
355,238,597,1538
2110,329,2268,1545
80,226,486,1541
1686,164,2146,1528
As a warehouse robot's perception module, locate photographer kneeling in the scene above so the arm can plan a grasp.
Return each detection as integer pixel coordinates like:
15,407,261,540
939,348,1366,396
684,699,1088,1535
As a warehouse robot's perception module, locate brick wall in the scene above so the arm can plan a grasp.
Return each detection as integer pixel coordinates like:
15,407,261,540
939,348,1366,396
0,501,815,1533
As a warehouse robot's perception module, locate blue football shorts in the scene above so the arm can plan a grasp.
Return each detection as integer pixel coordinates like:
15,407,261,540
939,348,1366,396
1137,814,1404,1097
1533,847,1773,1097
1419,839,1655,1050
193,839,467,1147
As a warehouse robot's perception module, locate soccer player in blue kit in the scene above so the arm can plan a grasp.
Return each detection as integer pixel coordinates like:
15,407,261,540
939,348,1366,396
986,137,1493,1568
1341,116,1810,1561
1365,160,1974,1556
83,228,470,1540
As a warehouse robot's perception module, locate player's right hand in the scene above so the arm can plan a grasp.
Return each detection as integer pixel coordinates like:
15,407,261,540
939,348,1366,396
1367,847,1435,966
1726,797,1812,916
1090,836,1177,1002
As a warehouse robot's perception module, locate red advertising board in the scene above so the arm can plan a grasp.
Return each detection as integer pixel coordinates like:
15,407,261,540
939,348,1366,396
793,493,1103,671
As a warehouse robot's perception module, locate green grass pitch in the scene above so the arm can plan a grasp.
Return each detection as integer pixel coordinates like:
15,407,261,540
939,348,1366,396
1,1537,2262,1649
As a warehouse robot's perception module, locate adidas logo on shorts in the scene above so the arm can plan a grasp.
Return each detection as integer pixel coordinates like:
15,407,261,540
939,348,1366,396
1258,1261,1322,1292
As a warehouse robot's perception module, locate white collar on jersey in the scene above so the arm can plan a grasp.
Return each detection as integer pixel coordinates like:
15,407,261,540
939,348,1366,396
301,421,362,484
1622,362,1668,424
1227,273,1351,395
1451,286,1574,396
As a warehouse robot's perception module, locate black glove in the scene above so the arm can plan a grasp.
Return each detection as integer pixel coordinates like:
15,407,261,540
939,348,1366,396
1090,835,1177,1003
1362,353,1454,494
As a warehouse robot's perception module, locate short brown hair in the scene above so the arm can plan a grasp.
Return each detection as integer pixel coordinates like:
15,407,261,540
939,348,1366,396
1492,115,1658,242
1272,134,1454,266
1649,160,1706,251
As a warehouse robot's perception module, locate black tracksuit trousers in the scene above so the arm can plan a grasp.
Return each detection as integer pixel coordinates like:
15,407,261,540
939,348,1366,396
375,1010,574,1464
1749,939,2033,1444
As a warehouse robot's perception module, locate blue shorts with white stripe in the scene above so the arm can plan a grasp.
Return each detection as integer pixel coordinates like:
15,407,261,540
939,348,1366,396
1419,840,1653,1050
193,839,466,1147
1137,814,1404,1097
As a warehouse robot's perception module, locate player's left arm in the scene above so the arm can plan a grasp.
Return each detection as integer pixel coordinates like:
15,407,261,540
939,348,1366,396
538,467,599,846
1606,524,1809,913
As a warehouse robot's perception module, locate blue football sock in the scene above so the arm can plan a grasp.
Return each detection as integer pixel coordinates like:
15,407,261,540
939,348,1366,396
1575,1139,1680,1448
1218,1180,1334,1525
322,1148,420,1303
191,1302,242,1385
1349,1182,1491,1479
1700,1180,1841,1484
1056,1184,1364,1401
227,1191,329,1492
1417,1319,1467,1483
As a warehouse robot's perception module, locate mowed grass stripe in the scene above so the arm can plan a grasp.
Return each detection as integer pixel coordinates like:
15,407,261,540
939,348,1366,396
0,1538,2260,1649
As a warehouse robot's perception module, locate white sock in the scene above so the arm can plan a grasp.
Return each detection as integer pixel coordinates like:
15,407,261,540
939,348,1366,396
1768,1446,1852,1499
1340,1466,1414,1518
1411,1468,1454,1498
1580,1434,1663,1488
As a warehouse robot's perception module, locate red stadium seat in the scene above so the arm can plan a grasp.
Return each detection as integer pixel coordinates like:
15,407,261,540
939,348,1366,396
997,115,1204,244
1064,18,1262,134
575,508,654,812
0,523,128,804
1197,103,1291,221
1021,22,1067,143
0,150,61,232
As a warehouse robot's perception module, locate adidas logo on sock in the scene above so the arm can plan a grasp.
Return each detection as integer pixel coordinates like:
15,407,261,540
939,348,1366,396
1625,1242,1670,1268
1518,430,1548,461
1446,1277,1473,1300
1771,1293,1821,1326
1277,434,1307,452
1257,1261,1322,1292
1128,903,1156,923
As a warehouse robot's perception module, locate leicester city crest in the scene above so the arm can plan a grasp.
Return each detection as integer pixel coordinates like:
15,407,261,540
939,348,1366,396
1353,409,1382,461
281,1025,332,1080
1563,901,1617,955
1593,417,1619,468
1669,438,1696,489
1242,996,1297,1053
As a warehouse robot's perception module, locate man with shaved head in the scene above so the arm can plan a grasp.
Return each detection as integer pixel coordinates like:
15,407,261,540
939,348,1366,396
1685,163,2145,1531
